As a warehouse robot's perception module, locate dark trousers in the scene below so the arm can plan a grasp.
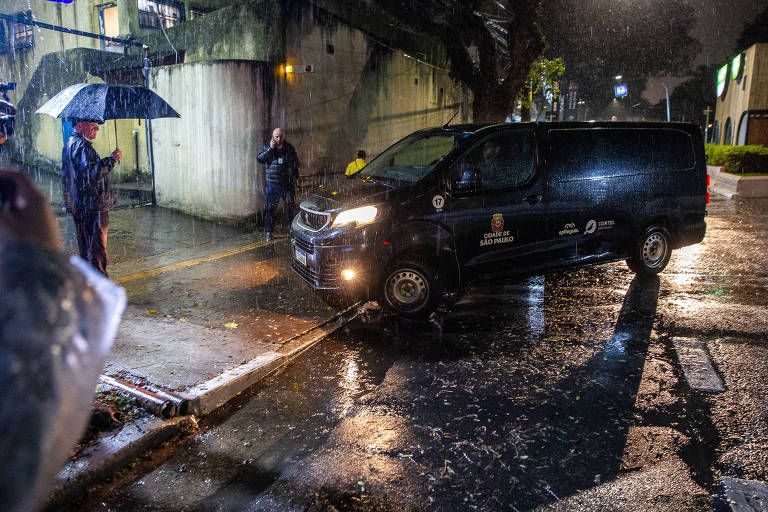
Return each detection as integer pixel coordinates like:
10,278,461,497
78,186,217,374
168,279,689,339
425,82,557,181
264,181,296,234
74,211,109,276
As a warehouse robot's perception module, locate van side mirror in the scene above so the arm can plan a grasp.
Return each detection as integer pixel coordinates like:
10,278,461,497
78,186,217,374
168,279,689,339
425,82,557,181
454,168,481,193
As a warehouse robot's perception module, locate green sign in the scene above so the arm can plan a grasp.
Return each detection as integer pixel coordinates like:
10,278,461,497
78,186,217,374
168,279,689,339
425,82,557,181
731,53,744,81
717,64,728,97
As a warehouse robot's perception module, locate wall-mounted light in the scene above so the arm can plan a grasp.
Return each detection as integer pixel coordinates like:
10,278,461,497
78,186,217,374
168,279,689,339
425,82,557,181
284,64,313,74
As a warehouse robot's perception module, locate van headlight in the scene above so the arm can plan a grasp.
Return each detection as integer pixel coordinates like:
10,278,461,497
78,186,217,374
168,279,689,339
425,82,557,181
332,205,379,227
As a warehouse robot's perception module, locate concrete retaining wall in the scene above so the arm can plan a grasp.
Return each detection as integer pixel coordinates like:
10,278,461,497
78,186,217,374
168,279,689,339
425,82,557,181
150,61,268,219
708,165,768,198
150,4,464,220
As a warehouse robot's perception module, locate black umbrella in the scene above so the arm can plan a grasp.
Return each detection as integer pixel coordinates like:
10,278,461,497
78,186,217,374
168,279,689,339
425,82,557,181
36,82,180,159
36,83,180,122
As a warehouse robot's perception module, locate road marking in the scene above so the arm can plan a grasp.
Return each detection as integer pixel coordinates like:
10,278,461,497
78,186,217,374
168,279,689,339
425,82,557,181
672,337,725,393
114,240,274,284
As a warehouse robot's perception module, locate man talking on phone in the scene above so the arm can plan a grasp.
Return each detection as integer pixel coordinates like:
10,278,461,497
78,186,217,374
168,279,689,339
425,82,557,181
257,127,300,242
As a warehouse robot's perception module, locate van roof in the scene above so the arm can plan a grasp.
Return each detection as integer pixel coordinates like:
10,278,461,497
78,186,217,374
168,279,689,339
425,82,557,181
432,121,701,137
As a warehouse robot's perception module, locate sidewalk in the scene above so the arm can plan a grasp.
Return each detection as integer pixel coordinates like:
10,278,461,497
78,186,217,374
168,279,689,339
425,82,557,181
41,192,361,507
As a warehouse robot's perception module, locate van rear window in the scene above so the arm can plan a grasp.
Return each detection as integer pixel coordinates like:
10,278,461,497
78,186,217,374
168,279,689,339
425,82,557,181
548,128,695,181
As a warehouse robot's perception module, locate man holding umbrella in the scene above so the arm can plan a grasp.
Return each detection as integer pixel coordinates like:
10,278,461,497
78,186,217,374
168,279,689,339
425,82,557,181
38,82,179,275
61,119,122,276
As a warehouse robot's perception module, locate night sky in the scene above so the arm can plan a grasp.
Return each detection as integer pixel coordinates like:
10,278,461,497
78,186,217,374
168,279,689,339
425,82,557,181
644,0,768,103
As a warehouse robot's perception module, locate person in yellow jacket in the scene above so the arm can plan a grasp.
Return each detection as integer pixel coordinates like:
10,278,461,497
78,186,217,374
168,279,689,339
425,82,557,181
345,150,366,176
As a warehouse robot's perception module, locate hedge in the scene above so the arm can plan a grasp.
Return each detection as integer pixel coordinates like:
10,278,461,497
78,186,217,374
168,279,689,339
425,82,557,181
705,144,768,174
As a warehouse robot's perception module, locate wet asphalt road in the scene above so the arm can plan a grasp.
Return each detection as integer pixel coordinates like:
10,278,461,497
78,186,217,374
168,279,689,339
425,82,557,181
73,194,768,511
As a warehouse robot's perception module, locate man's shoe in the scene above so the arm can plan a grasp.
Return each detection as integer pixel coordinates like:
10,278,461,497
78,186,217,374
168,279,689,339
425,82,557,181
265,232,273,242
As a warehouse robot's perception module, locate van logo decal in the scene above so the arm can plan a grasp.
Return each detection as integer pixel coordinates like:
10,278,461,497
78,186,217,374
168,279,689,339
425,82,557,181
559,222,579,236
584,219,615,234
432,195,445,210
598,220,615,229
491,213,504,232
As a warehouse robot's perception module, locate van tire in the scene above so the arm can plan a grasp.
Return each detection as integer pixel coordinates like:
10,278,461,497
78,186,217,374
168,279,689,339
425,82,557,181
627,225,672,276
379,258,442,319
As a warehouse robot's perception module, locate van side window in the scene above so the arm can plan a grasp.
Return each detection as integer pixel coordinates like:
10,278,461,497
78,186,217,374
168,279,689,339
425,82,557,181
549,129,694,182
453,132,535,192
650,131,695,170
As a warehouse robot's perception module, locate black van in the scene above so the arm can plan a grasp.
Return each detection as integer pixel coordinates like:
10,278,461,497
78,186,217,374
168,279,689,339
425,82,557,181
290,122,708,318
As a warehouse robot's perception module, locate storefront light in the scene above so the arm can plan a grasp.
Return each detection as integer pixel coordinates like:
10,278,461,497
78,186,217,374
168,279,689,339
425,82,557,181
716,64,728,98
731,53,744,81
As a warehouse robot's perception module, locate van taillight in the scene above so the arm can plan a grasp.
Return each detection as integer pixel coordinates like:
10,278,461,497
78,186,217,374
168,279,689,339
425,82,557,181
706,174,710,204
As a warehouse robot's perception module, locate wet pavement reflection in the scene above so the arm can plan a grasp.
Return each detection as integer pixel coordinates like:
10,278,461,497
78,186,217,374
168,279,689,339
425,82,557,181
79,269,672,511
69,194,768,511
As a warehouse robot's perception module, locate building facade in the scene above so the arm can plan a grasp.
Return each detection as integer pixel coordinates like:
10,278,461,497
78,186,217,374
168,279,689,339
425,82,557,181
712,43,768,146
0,0,467,220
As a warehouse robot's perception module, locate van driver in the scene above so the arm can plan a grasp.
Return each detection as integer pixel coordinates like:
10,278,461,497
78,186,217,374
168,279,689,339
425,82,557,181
483,140,502,170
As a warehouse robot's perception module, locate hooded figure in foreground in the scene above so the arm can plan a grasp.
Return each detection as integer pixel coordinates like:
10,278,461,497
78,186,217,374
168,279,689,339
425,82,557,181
0,168,125,512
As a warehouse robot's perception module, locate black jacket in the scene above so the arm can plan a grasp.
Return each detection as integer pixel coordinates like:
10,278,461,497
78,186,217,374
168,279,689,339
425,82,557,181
257,142,300,186
61,132,116,214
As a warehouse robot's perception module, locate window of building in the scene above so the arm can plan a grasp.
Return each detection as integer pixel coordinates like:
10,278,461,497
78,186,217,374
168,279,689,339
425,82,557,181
99,4,120,49
0,12,34,53
710,121,720,145
0,23,7,52
138,0,185,30
188,7,211,20
724,117,732,145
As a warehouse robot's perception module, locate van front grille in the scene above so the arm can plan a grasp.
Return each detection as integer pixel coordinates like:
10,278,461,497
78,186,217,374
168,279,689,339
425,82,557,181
293,236,313,254
300,207,330,231
291,258,340,288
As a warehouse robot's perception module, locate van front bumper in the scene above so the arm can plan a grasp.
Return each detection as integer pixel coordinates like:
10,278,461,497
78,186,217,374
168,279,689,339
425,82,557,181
290,221,376,293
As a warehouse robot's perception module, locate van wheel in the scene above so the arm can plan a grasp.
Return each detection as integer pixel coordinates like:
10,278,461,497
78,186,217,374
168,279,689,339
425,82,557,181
627,225,672,276
380,259,441,319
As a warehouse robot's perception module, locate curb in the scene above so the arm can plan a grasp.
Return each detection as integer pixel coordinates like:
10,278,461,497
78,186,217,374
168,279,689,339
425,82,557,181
45,416,197,510
180,301,364,416
44,301,364,509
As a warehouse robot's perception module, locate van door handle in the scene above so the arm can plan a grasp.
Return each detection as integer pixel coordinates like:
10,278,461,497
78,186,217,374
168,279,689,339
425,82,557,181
523,194,542,204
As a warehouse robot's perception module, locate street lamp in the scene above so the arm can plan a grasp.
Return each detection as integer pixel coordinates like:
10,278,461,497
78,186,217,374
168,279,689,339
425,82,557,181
662,84,670,122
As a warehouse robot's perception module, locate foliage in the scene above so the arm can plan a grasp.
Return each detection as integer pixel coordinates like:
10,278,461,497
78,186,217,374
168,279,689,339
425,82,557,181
373,0,545,122
670,65,716,125
541,0,699,116
519,57,565,111
735,6,768,53
705,144,768,175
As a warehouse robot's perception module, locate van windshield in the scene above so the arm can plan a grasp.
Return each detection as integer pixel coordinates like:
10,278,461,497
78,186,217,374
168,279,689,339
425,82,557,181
359,132,461,184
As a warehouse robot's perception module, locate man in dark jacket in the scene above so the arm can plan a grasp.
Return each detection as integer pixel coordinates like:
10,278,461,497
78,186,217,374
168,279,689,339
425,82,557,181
256,127,300,241
61,119,122,276
0,99,16,155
